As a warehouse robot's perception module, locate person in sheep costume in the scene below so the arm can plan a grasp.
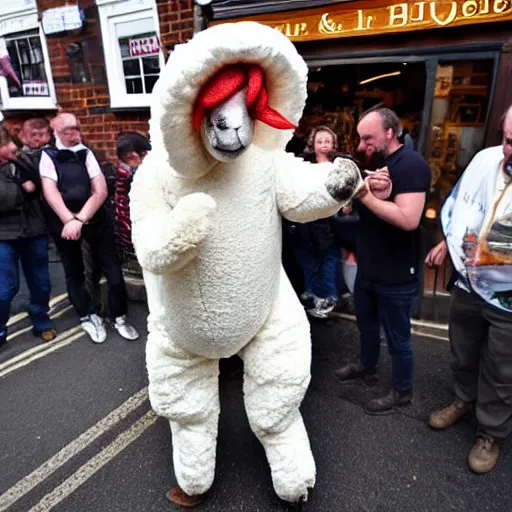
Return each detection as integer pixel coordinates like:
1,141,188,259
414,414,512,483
130,22,383,508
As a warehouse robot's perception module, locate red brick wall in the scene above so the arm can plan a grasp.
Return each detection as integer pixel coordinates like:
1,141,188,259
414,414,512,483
157,0,195,56
33,0,194,162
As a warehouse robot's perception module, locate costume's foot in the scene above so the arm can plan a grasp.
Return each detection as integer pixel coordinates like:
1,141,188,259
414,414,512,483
294,488,313,511
166,487,206,508
0,333,6,348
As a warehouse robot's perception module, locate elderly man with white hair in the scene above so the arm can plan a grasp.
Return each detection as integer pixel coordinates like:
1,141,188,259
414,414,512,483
39,113,138,343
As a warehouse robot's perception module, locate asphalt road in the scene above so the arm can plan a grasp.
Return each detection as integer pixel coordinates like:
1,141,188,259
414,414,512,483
1,302,511,512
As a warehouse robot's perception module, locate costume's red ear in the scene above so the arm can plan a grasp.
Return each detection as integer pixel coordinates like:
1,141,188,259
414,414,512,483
252,87,296,130
246,66,263,107
200,66,246,108
193,66,246,130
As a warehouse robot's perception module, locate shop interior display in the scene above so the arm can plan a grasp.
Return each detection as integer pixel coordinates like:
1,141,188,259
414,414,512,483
289,60,493,294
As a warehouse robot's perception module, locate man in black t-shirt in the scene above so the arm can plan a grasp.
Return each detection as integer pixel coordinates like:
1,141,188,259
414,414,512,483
335,108,431,415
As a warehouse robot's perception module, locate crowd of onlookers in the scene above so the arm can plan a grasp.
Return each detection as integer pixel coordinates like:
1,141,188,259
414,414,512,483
1,102,511,476
0,113,150,346
283,104,512,475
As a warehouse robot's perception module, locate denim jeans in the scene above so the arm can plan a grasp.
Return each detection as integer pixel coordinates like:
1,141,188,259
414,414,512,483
0,235,54,337
294,246,339,299
354,272,419,391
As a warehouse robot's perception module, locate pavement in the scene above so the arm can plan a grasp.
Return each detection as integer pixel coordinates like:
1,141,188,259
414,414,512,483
1,290,511,512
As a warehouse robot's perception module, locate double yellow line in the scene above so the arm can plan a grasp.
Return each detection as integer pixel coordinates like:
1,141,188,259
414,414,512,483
1,293,84,379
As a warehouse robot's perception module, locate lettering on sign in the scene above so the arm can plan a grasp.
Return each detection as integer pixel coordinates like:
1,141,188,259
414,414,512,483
218,0,512,42
129,35,159,57
22,81,49,96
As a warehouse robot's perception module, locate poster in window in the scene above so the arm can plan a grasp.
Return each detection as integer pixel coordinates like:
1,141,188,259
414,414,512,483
22,81,49,96
434,65,453,98
129,36,159,57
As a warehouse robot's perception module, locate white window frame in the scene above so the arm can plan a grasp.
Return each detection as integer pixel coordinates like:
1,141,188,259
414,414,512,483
0,2,56,111
97,0,163,109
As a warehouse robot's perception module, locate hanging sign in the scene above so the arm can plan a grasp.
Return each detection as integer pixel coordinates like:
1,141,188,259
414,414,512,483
212,0,512,42
42,5,84,35
129,35,159,57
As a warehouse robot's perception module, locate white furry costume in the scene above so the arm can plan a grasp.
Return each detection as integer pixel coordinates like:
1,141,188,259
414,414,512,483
130,22,362,504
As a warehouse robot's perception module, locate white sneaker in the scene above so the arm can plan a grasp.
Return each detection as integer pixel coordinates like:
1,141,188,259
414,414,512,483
80,314,107,344
113,315,139,340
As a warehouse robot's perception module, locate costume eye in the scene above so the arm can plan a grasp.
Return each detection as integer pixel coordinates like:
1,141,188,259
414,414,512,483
216,118,229,131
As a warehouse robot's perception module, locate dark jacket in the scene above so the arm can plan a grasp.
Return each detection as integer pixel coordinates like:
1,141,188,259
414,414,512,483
0,160,48,240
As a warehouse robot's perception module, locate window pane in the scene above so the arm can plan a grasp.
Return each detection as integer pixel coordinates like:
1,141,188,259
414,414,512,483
144,75,159,93
115,18,154,39
123,59,140,77
5,32,49,98
126,77,143,94
142,57,159,74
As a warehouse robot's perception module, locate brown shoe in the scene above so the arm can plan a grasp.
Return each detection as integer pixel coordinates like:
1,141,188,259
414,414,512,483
429,399,473,429
468,436,500,474
334,362,377,383
38,328,57,343
166,487,206,508
364,388,412,415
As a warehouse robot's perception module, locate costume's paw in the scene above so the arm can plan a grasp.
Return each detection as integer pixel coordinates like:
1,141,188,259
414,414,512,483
326,157,364,203
174,192,216,246
166,487,207,508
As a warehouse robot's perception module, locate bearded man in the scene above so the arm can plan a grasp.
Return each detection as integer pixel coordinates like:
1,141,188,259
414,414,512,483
335,107,431,415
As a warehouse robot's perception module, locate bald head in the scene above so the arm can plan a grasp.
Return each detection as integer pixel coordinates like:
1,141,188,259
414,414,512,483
51,113,82,148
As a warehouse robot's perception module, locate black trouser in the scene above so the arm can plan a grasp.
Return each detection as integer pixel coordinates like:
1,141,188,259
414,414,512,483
52,220,127,319
450,287,512,439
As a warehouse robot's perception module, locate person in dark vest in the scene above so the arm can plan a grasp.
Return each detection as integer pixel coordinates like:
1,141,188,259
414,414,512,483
39,113,138,344
0,126,56,348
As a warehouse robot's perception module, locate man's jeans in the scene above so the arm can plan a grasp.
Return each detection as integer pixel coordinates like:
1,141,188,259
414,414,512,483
354,272,419,391
0,235,54,337
294,246,339,299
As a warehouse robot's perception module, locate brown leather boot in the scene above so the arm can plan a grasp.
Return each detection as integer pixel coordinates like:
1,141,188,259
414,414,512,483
429,399,473,429
334,362,377,383
468,436,500,474
364,388,412,415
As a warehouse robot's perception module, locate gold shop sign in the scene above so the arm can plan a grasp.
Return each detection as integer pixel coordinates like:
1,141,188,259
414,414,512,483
212,1,512,42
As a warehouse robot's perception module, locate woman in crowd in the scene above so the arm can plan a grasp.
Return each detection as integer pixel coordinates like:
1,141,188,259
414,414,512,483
287,126,351,318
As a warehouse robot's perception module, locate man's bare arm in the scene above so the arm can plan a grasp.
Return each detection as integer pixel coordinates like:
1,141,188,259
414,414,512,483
76,174,108,222
359,187,426,231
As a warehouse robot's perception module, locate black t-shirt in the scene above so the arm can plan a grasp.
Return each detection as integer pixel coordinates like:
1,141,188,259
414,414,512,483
355,146,431,284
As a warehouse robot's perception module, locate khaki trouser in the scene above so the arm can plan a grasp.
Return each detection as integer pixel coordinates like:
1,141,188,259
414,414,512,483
450,286,512,439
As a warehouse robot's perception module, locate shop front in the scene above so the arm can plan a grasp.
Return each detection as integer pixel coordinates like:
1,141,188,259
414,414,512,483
205,0,512,319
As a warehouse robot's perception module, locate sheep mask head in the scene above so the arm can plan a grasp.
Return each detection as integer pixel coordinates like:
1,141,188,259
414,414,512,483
150,22,308,178
193,64,296,162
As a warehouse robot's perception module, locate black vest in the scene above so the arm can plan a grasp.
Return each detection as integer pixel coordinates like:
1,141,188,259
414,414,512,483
43,147,103,232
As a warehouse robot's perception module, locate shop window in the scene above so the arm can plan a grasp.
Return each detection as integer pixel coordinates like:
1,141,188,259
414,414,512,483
288,62,426,158
97,0,162,109
423,59,494,296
